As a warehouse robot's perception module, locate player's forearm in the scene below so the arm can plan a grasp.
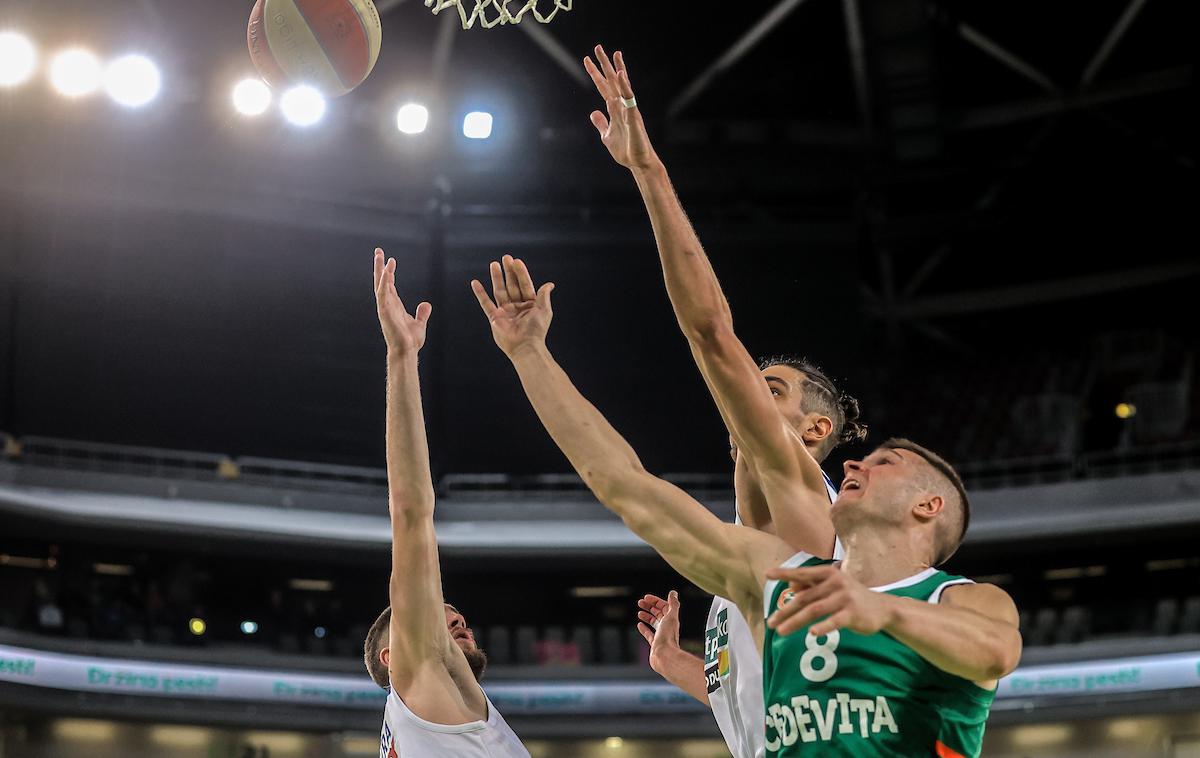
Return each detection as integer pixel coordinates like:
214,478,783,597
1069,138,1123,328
631,162,732,339
654,648,711,705
507,342,645,498
385,352,436,517
882,596,1022,682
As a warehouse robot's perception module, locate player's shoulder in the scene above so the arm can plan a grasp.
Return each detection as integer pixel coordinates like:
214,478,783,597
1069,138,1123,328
938,580,1019,623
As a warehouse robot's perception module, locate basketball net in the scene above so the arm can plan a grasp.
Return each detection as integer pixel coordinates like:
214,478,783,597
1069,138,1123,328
425,0,572,29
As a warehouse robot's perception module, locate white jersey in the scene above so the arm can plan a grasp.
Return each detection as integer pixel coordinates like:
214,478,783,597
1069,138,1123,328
703,473,841,758
379,687,530,758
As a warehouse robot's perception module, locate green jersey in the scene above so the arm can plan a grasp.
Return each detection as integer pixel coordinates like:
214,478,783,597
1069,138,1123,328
763,554,995,758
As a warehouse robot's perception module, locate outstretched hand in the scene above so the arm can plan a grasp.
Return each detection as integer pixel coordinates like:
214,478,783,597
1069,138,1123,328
374,248,432,356
765,565,896,638
471,254,555,357
636,591,683,676
584,45,659,172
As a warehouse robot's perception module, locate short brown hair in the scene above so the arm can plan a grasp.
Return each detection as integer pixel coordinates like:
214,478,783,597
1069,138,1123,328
880,438,970,565
364,607,391,689
758,356,868,460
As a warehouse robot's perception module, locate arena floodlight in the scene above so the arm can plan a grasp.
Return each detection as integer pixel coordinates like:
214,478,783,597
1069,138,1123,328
188,617,207,636
280,84,326,127
0,31,37,88
232,78,272,116
605,737,624,750
104,54,161,107
314,626,328,639
240,620,259,635
463,110,493,140
49,48,102,98
396,102,429,135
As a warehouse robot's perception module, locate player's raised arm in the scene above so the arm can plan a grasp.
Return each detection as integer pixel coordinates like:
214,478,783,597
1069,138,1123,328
471,256,793,606
585,46,834,555
372,250,457,705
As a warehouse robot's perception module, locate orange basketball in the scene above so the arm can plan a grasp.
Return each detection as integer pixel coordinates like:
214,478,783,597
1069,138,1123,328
247,0,382,97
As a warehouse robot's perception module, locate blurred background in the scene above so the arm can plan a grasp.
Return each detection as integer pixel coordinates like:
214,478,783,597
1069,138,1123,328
0,0,1197,755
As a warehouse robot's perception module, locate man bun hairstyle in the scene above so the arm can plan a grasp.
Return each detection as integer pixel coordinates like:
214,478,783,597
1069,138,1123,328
880,438,970,565
364,606,391,689
758,355,868,459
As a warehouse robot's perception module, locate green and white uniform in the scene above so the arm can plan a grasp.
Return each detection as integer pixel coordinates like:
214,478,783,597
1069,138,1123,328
762,554,995,758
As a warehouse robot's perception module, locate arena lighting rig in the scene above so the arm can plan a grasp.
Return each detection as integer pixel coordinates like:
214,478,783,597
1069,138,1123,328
1,29,492,138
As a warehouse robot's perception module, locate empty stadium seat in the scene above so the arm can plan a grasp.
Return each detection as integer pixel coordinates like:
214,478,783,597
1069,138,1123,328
514,626,538,665
1180,597,1200,635
1152,598,1179,636
486,626,512,666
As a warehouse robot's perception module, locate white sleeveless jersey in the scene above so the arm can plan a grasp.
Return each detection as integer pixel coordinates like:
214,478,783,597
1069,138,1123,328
379,688,530,758
703,473,841,758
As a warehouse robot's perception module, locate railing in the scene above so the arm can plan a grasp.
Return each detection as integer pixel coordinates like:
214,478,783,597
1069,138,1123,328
4,431,1200,495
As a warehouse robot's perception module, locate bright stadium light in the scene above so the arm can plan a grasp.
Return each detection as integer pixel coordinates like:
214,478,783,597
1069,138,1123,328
0,31,37,87
280,84,325,127
463,110,493,140
188,617,207,636
49,48,102,97
232,78,271,116
240,620,259,635
104,54,161,107
396,103,429,135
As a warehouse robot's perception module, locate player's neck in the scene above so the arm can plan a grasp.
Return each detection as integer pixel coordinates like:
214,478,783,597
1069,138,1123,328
836,527,932,588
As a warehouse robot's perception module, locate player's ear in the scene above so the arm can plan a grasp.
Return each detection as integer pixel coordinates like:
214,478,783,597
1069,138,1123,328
913,495,944,523
802,414,833,446
380,647,391,670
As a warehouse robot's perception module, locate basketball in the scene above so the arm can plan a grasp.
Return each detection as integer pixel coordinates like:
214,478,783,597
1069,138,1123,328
247,0,382,97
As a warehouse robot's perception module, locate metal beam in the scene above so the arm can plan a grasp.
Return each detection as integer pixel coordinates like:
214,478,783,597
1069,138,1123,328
898,260,1200,319
950,66,1192,131
841,0,873,137
1080,0,1150,89
957,23,1059,93
519,21,588,86
668,0,810,118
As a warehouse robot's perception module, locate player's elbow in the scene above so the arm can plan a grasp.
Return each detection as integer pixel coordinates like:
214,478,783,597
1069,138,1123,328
389,490,436,520
582,461,650,506
681,313,734,346
982,629,1023,679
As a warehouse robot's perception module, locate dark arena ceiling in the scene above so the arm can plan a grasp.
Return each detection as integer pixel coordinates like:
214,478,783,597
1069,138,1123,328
0,0,1195,474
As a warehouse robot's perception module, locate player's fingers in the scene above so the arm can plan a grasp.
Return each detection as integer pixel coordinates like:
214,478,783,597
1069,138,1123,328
583,56,613,99
589,110,610,136
373,248,384,289
596,45,620,86
502,255,523,304
809,611,851,638
472,279,499,319
512,258,537,301
636,622,655,644
637,610,657,626
666,590,680,611
535,282,554,310
615,68,636,101
414,302,433,326
489,261,510,307
385,258,406,310
614,51,634,88
774,596,841,636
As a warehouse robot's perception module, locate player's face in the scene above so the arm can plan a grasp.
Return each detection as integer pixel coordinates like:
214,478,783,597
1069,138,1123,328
761,365,810,428
729,365,815,466
445,604,478,653
832,447,915,527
